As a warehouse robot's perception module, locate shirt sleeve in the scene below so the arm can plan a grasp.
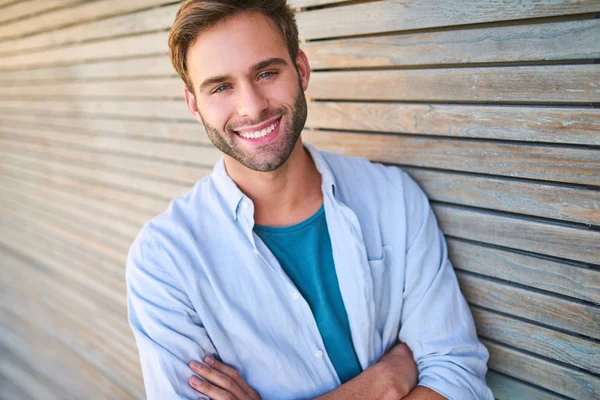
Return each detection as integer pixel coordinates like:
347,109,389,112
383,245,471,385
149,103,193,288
397,172,494,400
126,229,216,400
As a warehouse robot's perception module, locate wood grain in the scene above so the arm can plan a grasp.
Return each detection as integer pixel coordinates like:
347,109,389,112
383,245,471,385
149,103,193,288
0,127,220,173
307,65,600,103
407,168,600,226
0,0,168,42
438,204,600,265
0,98,192,122
485,340,599,399
296,0,600,40
486,371,564,400
306,102,600,145
304,130,600,187
0,32,170,70
0,112,208,145
473,307,600,372
449,238,600,304
0,0,80,26
458,272,600,339
303,19,600,69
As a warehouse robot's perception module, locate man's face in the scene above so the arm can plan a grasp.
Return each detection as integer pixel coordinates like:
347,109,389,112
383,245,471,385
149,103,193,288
184,11,310,172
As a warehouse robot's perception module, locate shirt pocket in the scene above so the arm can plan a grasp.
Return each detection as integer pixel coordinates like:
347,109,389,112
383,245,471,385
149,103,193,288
368,245,391,344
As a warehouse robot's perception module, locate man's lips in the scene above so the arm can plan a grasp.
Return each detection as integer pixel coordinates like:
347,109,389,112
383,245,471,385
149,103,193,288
233,116,281,135
233,116,281,140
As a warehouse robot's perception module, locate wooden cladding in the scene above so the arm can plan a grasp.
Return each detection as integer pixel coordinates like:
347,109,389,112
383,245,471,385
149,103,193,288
0,1,598,399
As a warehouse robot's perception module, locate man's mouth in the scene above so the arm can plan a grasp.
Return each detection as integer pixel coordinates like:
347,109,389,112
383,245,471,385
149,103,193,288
234,117,280,140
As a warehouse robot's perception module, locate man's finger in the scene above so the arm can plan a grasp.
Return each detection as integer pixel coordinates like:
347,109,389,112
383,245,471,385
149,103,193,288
189,375,237,400
189,361,248,399
204,357,260,400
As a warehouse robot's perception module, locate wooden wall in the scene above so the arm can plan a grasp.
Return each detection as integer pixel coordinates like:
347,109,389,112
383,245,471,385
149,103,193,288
0,1,598,399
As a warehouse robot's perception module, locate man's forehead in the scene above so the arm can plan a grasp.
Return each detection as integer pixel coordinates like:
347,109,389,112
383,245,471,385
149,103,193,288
186,11,289,78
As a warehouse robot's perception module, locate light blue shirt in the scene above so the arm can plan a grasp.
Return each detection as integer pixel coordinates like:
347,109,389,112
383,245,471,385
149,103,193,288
126,144,494,400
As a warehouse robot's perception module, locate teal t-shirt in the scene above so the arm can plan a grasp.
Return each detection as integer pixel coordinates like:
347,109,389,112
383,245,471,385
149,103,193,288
253,205,362,384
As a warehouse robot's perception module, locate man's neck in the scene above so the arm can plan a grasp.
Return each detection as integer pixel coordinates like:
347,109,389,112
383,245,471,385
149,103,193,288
223,139,323,227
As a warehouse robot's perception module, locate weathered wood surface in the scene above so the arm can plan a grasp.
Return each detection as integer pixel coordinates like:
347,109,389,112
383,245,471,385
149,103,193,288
458,272,600,339
296,0,600,40
0,32,171,70
437,204,600,265
0,145,190,200
303,130,600,187
448,238,600,304
306,102,600,145
484,340,600,399
0,0,167,41
0,0,81,26
472,307,599,372
0,128,220,173
307,65,600,103
486,371,564,400
0,112,207,145
407,168,600,225
303,19,600,69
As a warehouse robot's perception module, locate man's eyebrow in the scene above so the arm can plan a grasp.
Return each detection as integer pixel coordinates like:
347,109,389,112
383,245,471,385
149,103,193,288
198,74,232,93
250,57,288,73
198,58,289,93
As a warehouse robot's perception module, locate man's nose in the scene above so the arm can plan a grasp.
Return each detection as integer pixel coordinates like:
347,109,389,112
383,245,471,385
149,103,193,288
236,83,268,120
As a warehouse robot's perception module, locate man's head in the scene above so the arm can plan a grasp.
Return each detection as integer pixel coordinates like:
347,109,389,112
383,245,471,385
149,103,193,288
168,0,310,172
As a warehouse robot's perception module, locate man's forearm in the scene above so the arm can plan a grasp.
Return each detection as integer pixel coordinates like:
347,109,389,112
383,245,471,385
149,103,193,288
403,386,447,400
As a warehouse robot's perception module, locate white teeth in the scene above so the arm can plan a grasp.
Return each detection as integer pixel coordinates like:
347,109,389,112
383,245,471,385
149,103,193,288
238,119,278,139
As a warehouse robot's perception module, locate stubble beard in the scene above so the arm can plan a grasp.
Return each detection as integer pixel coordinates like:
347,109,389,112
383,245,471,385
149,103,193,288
198,83,308,172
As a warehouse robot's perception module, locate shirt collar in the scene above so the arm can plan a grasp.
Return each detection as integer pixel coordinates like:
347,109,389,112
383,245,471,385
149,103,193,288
209,143,337,221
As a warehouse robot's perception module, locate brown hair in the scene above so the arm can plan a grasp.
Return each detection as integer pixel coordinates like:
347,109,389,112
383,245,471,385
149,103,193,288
168,0,299,94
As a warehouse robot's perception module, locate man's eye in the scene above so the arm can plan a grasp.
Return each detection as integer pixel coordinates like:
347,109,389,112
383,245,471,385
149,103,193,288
258,71,275,80
213,85,230,94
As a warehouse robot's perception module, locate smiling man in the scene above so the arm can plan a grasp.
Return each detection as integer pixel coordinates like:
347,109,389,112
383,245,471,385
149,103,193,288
125,1,494,399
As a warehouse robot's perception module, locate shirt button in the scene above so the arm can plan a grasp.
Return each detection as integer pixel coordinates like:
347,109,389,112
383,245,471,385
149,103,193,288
241,201,249,210
314,350,323,358
291,292,300,300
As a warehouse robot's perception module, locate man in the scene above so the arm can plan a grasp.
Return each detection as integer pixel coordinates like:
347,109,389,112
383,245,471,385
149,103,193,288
126,1,494,399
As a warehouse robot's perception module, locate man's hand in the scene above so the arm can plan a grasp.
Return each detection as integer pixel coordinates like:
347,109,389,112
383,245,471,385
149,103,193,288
316,342,418,400
377,342,419,398
188,356,261,400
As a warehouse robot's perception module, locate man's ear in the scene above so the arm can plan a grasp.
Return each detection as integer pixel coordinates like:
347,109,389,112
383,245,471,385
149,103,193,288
184,86,204,125
295,49,311,92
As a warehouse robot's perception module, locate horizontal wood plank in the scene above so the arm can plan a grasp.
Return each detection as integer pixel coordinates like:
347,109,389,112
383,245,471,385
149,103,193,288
0,146,186,204
486,371,564,400
306,102,600,145
307,65,600,103
449,238,600,304
304,131,600,187
408,168,600,226
0,157,169,215
0,4,176,59
473,308,600,372
485,340,599,399
296,0,600,40
303,19,600,69
0,130,214,181
0,112,207,145
0,0,80,26
0,0,168,42
458,272,600,339
0,99,191,121
438,204,600,265
0,32,170,70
